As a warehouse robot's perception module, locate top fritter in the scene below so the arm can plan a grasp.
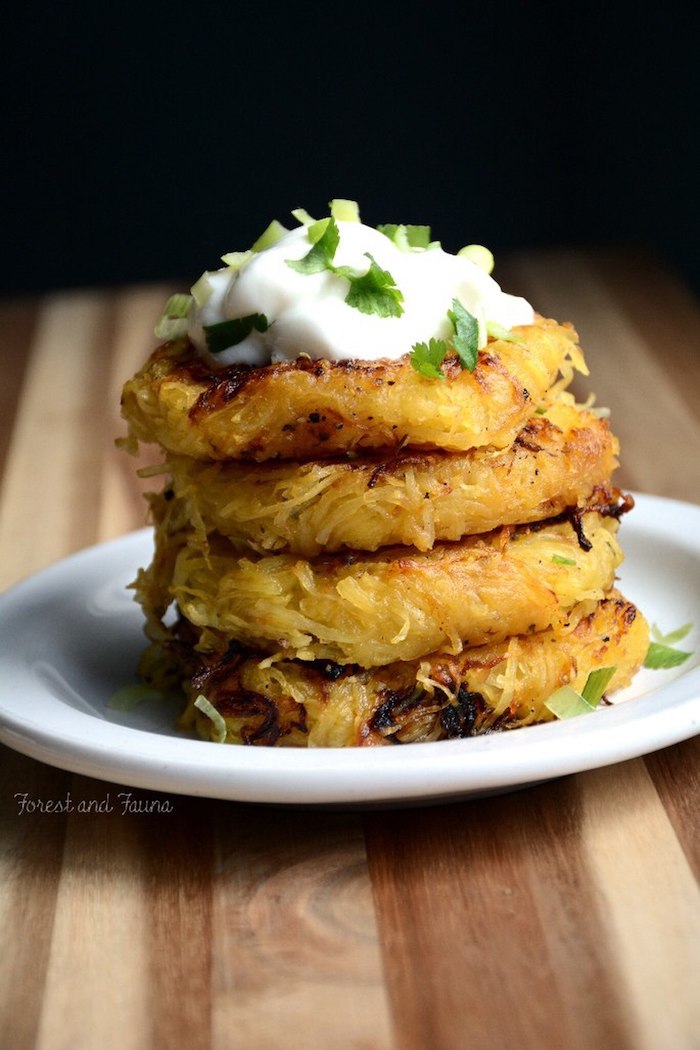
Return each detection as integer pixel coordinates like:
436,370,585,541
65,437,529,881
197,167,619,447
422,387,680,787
120,200,587,461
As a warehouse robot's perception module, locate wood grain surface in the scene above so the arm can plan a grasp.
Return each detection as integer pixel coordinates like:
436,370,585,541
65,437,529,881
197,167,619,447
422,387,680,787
1,251,699,1050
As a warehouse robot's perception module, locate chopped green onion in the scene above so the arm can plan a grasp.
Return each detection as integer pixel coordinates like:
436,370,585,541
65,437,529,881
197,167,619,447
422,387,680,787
545,665,617,719
406,225,432,248
204,313,269,354
651,622,692,646
190,272,214,307
307,217,334,246
486,320,518,342
287,218,338,274
644,643,692,669
458,244,495,273
162,292,191,317
544,685,597,719
107,684,163,711
329,198,360,222
221,250,254,272
581,666,616,705
251,219,288,253
377,223,432,250
154,293,192,340
552,554,576,566
194,694,227,743
645,622,693,669
291,207,317,226
377,223,409,251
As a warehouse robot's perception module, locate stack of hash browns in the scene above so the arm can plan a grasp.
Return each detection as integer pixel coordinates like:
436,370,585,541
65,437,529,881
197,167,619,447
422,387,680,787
120,316,648,746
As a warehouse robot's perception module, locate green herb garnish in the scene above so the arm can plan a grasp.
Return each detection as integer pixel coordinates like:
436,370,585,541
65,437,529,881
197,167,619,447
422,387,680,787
651,622,692,646
286,218,339,275
644,622,693,669
409,338,449,380
193,694,227,743
250,219,288,253
409,298,480,379
286,217,405,318
486,320,519,342
552,555,576,566
107,684,164,711
377,223,432,250
544,686,597,719
644,643,692,669
581,666,617,705
336,254,405,317
204,313,269,354
154,293,191,340
544,666,617,719
448,298,479,371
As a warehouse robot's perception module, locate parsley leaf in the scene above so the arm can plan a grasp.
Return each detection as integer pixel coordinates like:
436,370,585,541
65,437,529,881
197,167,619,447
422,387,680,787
448,298,479,372
410,339,448,379
286,219,404,318
644,622,693,669
204,314,269,354
410,299,481,379
337,254,405,317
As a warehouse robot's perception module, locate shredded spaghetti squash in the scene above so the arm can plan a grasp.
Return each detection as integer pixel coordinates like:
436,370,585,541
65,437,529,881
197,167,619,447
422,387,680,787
152,401,618,555
120,317,585,462
118,202,649,747
159,592,647,746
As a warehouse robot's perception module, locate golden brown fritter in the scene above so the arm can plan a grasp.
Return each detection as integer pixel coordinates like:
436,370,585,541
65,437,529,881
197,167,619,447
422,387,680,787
119,317,586,462
133,507,624,667
154,401,618,555
164,591,649,747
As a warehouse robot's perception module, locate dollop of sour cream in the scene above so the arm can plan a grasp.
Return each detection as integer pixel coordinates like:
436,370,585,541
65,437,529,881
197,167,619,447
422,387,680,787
187,220,534,366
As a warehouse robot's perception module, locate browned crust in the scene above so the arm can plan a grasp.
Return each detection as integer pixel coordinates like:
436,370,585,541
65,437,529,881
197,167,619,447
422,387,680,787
155,402,619,555
119,317,585,461
157,590,649,746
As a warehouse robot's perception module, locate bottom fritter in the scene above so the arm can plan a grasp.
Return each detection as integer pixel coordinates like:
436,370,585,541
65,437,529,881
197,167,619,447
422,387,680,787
138,591,648,747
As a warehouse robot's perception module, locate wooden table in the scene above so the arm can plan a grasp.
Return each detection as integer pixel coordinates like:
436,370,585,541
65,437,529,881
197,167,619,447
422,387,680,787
1,248,699,1050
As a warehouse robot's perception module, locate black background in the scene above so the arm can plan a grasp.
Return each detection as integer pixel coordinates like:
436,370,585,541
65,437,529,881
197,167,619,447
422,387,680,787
4,3,699,297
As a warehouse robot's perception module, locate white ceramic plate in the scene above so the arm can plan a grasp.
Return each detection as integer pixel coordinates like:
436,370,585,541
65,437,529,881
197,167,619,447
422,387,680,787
0,493,698,806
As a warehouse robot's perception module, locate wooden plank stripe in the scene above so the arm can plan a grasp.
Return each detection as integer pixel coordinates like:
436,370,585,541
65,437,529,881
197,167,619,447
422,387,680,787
137,792,214,1050
0,298,37,481
579,758,700,1050
211,807,394,1050
364,779,638,1050
644,736,700,880
0,292,115,589
33,777,150,1050
0,751,71,1050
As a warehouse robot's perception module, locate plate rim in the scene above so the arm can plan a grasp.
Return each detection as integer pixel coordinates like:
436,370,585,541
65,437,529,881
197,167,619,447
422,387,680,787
1,491,699,805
